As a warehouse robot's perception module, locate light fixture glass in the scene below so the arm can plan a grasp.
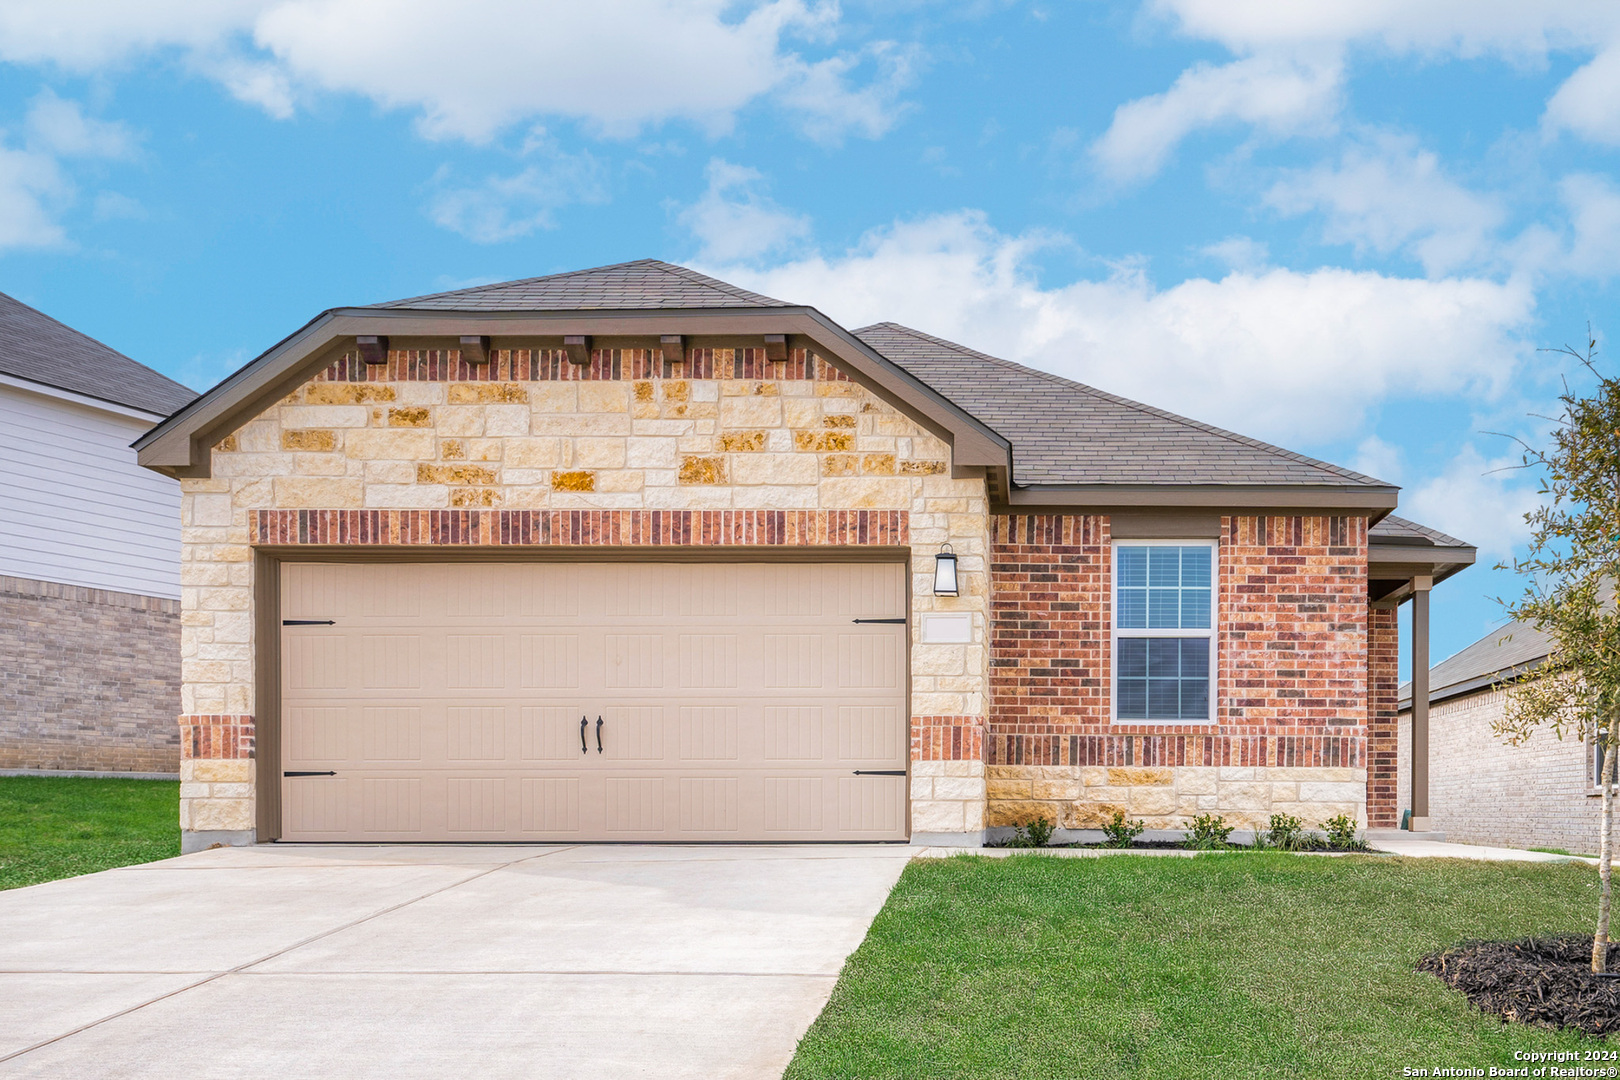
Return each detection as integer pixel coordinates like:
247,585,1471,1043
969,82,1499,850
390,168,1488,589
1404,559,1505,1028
934,543,959,596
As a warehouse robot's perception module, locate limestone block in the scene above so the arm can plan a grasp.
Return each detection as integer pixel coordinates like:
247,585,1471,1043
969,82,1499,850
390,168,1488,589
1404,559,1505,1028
575,438,627,468
941,760,985,778
1269,783,1299,803
485,405,530,437
367,484,447,508
1079,767,1110,788
596,471,645,493
632,420,694,437
719,431,767,452
818,477,911,510
214,452,297,478
529,384,578,412
533,413,631,437
293,453,350,477
912,692,966,714
1177,768,1218,795
821,455,858,477
912,644,966,677
678,457,726,485
306,383,395,404
1068,801,1129,828
190,495,233,527
551,471,596,492
189,798,255,832
436,409,485,437
1033,777,1081,801
578,383,629,413
272,477,362,508
731,453,818,485
345,430,436,460
1108,767,1173,786
912,799,967,833
1129,788,1178,815
387,407,432,427
183,760,253,783
364,461,417,485
732,486,818,509
963,800,986,832
448,383,527,404
1299,782,1366,804
933,777,985,801
1217,768,1257,782
451,489,501,507
720,396,782,428
505,438,562,469
910,775,934,800
626,438,677,469
417,463,497,485
1217,782,1270,810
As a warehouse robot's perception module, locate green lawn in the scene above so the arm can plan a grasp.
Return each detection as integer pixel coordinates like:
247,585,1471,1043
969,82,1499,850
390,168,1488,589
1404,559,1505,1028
787,853,1610,1080
0,776,179,891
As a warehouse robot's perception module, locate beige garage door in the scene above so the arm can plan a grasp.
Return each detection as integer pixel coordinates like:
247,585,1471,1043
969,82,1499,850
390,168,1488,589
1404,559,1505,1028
278,560,909,842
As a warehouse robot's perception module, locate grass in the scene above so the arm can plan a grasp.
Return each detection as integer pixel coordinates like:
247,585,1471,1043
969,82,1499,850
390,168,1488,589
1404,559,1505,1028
1532,847,1598,859
0,776,179,891
786,853,1612,1080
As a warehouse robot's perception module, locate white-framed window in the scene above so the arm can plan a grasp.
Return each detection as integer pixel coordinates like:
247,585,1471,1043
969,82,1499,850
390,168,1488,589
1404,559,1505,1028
1112,540,1216,723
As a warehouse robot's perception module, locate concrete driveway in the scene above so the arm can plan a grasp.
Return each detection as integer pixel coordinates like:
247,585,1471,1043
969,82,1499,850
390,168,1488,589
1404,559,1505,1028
0,844,911,1079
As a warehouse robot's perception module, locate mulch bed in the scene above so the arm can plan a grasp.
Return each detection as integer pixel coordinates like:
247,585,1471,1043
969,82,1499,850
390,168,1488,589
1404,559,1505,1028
1419,936,1620,1035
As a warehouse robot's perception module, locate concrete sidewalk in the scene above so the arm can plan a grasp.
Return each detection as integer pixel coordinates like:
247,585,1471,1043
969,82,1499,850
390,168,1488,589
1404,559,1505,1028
1366,837,1598,862
0,844,911,1079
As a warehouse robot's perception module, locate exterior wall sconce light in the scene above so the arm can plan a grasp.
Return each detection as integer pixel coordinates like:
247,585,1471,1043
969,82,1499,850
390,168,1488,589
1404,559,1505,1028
933,543,959,596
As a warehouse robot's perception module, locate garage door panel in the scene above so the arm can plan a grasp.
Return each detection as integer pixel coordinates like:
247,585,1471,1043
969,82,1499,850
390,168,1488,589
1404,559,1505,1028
281,561,908,843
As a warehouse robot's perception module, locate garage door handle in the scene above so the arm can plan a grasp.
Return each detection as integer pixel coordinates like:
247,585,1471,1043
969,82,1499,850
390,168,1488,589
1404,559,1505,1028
580,716,588,755
284,771,337,777
852,618,906,624
595,716,604,754
853,770,906,776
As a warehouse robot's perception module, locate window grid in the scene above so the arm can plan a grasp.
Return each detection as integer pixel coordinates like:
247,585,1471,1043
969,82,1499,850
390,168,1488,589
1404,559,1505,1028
1113,540,1216,724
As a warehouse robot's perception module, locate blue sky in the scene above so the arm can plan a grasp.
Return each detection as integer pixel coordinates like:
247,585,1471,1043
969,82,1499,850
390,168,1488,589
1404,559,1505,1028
2,1,1619,676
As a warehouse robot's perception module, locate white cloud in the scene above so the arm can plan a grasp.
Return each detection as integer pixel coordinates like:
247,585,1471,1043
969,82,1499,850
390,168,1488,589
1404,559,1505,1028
1402,443,1540,560
1106,2,1620,175
710,211,1535,446
1200,235,1269,272
0,144,66,248
0,0,908,144
1264,132,1503,274
25,90,137,158
1557,173,1620,279
1352,435,1403,485
677,159,811,262
425,145,606,243
1091,54,1341,181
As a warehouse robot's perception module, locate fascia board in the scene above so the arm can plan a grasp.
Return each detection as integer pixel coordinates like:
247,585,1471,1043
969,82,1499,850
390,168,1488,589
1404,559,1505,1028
136,306,1012,479
1004,483,1401,512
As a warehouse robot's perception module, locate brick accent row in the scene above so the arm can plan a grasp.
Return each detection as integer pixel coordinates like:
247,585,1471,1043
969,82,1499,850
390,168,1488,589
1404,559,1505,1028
253,509,909,547
987,731,1364,769
180,715,254,760
318,346,846,384
912,716,985,762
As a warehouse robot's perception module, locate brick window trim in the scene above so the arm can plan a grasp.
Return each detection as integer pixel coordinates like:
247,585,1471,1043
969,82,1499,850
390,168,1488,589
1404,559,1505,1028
252,509,910,548
318,345,846,384
180,715,255,760
987,731,1364,770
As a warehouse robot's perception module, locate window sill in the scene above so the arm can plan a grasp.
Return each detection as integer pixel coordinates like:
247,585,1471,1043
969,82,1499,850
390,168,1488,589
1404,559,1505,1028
1111,719,1217,726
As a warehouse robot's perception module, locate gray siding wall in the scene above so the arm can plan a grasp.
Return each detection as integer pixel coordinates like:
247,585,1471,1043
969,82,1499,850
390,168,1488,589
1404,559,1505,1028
1399,688,1602,854
0,574,180,773
0,382,181,600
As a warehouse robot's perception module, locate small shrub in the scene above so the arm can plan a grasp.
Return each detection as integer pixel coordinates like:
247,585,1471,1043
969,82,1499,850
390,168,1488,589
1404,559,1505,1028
1323,814,1359,851
1101,810,1146,848
1182,813,1233,850
1260,813,1307,851
1003,815,1056,848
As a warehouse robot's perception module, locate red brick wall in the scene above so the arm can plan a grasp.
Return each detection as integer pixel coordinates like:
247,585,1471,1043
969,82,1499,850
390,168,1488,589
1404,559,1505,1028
1366,605,1400,826
988,514,1370,770
180,715,255,760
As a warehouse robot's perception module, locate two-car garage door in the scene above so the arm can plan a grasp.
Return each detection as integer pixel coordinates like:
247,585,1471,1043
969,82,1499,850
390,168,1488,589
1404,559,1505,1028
278,561,909,842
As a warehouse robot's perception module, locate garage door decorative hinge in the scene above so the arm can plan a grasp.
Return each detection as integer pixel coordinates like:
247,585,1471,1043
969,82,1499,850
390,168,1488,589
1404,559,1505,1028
283,771,337,777
851,618,906,624
282,619,336,626
852,770,907,776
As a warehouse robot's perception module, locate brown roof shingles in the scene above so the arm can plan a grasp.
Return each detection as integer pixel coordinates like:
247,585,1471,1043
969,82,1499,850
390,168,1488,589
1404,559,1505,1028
368,259,789,312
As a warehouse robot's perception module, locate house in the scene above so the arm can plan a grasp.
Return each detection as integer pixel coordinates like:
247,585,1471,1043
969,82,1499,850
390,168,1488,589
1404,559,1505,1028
133,259,1474,851
1397,620,1600,853
1,291,196,775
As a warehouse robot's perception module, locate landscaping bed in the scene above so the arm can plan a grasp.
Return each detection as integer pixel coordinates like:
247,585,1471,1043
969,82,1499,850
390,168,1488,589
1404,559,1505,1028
786,852,1609,1079
0,776,179,891
1420,937,1620,1035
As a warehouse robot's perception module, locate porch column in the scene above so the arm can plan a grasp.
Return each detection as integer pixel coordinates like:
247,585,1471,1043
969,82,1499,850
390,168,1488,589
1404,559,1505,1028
1409,575,1433,830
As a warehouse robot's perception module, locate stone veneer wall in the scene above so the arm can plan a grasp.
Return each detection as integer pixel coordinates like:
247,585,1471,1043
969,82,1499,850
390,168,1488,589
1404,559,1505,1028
1398,691,1601,853
0,574,181,773
986,513,1370,832
177,345,991,840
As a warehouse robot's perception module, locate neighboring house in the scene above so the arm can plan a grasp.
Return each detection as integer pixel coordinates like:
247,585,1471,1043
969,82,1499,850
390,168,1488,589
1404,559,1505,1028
0,292,196,774
1397,621,1600,853
135,260,1473,851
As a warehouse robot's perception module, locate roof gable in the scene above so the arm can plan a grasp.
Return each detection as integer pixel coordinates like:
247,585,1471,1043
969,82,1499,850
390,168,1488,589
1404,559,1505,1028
368,259,789,312
855,322,1388,490
0,291,195,416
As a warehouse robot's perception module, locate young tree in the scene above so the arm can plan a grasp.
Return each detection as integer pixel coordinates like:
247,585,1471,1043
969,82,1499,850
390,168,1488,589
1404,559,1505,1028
1497,333,1620,974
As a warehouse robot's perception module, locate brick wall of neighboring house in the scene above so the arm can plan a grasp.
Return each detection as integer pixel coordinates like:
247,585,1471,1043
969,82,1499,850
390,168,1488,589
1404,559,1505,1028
986,513,1370,832
178,346,992,837
1398,691,1602,853
0,574,181,773
1366,605,1400,827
